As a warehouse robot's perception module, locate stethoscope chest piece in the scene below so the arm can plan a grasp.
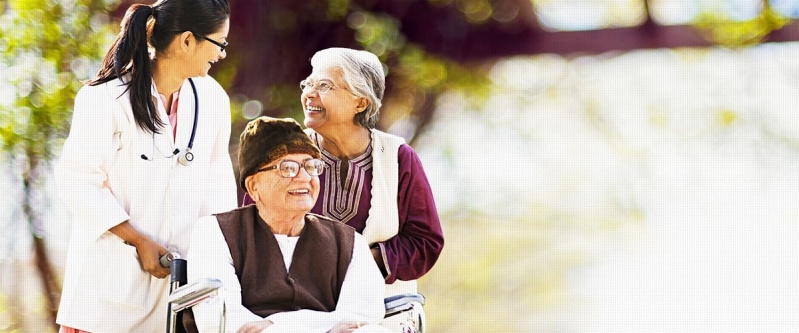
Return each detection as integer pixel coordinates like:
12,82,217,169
178,150,194,166
140,78,200,166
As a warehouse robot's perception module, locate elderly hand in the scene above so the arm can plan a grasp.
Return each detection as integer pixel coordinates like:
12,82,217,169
328,320,369,333
237,319,274,333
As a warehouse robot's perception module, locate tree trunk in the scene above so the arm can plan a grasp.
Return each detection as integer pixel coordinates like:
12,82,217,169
22,154,60,330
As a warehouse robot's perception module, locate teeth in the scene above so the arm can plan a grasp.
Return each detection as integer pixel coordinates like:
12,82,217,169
288,189,309,194
306,106,322,111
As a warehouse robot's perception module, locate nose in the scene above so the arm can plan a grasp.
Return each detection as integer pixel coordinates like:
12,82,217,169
301,87,317,100
293,167,314,181
218,49,227,60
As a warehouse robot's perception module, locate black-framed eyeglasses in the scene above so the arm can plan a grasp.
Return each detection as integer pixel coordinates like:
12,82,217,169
300,80,338,94
256,158,324,178
192,32,228,52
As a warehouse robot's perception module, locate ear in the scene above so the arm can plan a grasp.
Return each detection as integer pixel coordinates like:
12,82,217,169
354,97,369,112
179,31,194,52
244,175,259,200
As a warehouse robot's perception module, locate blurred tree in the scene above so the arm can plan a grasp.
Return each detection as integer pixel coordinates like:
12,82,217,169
113,0,493,184
0,0,118,329
208,0,491,145
693,0,792,46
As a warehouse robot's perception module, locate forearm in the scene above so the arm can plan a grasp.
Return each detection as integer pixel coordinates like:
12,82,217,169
109,221,170,278
188,218,262,332
370,244,388,278
387,145,445,282
335,235,386,322
108,221,147,246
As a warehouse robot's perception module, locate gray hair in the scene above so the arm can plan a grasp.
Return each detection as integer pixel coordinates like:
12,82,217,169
311,48,385,129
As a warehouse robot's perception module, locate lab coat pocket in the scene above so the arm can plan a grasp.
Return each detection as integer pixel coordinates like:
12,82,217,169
96,234,151,312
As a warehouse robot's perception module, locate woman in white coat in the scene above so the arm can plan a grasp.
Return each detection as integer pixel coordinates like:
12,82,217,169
54,0,236,331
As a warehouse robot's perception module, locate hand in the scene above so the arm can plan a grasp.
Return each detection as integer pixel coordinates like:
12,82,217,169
109,221,170,278
328,320,367,333
133,237,170,279
237,319,273,333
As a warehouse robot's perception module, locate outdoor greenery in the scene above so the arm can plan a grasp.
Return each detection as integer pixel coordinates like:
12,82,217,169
0,0,490,330
2,0,799,332
0,0,118,329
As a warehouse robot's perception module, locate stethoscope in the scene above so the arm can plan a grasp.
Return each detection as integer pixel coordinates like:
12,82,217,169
140,78,198,166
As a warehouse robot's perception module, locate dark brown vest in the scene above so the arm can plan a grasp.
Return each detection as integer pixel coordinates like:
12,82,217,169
184,205,354,332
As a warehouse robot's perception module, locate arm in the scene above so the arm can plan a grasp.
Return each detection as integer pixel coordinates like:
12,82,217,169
109,222,170,278
56,85,171,278
256,233,386,332
187,217,262,332
200,83,237,216
377,145,445,283
54,85,131,242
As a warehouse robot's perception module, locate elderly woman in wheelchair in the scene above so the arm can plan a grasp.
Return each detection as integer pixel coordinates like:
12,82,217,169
182,116,390,332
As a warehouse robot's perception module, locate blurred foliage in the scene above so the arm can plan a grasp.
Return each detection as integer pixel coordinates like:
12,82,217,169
693,4,791,46
0,0,119,329
0,0,117,161
0,294,17,331
348,9,490,134
420,203,644,332
208,0,492,144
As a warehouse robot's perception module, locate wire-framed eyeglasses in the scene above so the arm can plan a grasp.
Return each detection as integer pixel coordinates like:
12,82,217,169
256,159,325,178
192,32,228,52
300,80,339,94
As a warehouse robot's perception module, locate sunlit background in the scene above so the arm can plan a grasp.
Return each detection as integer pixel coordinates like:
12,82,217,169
4,0,799,332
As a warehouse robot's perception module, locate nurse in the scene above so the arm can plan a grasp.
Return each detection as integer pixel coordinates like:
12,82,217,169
54,0,237,331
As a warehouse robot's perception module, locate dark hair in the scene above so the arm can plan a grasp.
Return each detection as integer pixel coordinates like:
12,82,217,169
88,0,230,134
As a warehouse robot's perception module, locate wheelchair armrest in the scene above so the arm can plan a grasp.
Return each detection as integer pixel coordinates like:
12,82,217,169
384,293,425,318
168,278,223,313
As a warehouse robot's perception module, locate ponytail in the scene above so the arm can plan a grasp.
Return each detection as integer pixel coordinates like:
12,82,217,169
86,0,230,134
89,4,163,134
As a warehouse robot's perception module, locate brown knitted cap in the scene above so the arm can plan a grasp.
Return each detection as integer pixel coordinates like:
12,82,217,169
238,116,321,189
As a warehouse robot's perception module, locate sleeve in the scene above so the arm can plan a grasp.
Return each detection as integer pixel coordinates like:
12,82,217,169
187,216,262,332
199,84,237,216
54,85,130,241
380,145,445,283
263,233,386,332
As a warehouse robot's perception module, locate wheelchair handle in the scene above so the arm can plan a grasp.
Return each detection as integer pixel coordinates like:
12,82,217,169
160,252,180,268
170,258,187,286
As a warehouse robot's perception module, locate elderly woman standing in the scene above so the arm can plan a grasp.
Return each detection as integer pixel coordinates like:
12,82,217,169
242,49,444,297
187,117,389,333
299,48,444,297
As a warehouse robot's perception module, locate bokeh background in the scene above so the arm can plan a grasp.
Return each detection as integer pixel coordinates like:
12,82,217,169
4,0,799,332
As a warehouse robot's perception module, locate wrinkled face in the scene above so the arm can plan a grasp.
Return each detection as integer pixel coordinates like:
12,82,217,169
247,153,320,214
301,64,364,132
189,19,229,77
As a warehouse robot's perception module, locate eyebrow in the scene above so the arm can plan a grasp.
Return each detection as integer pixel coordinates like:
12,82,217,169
305,77,334,82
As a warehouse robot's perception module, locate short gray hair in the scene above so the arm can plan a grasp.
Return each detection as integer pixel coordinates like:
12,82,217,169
311,48,385,129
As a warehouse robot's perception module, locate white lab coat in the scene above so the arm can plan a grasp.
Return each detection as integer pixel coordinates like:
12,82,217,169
54,75,238,332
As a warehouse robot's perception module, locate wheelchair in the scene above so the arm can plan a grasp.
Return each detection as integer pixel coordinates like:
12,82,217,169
165,257,426,333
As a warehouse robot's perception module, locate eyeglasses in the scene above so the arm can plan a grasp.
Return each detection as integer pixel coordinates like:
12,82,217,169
256,159,325,178
300,80,338,94
192,32,228,52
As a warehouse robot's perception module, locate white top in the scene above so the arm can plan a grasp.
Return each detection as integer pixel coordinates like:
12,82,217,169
188,216,388,333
